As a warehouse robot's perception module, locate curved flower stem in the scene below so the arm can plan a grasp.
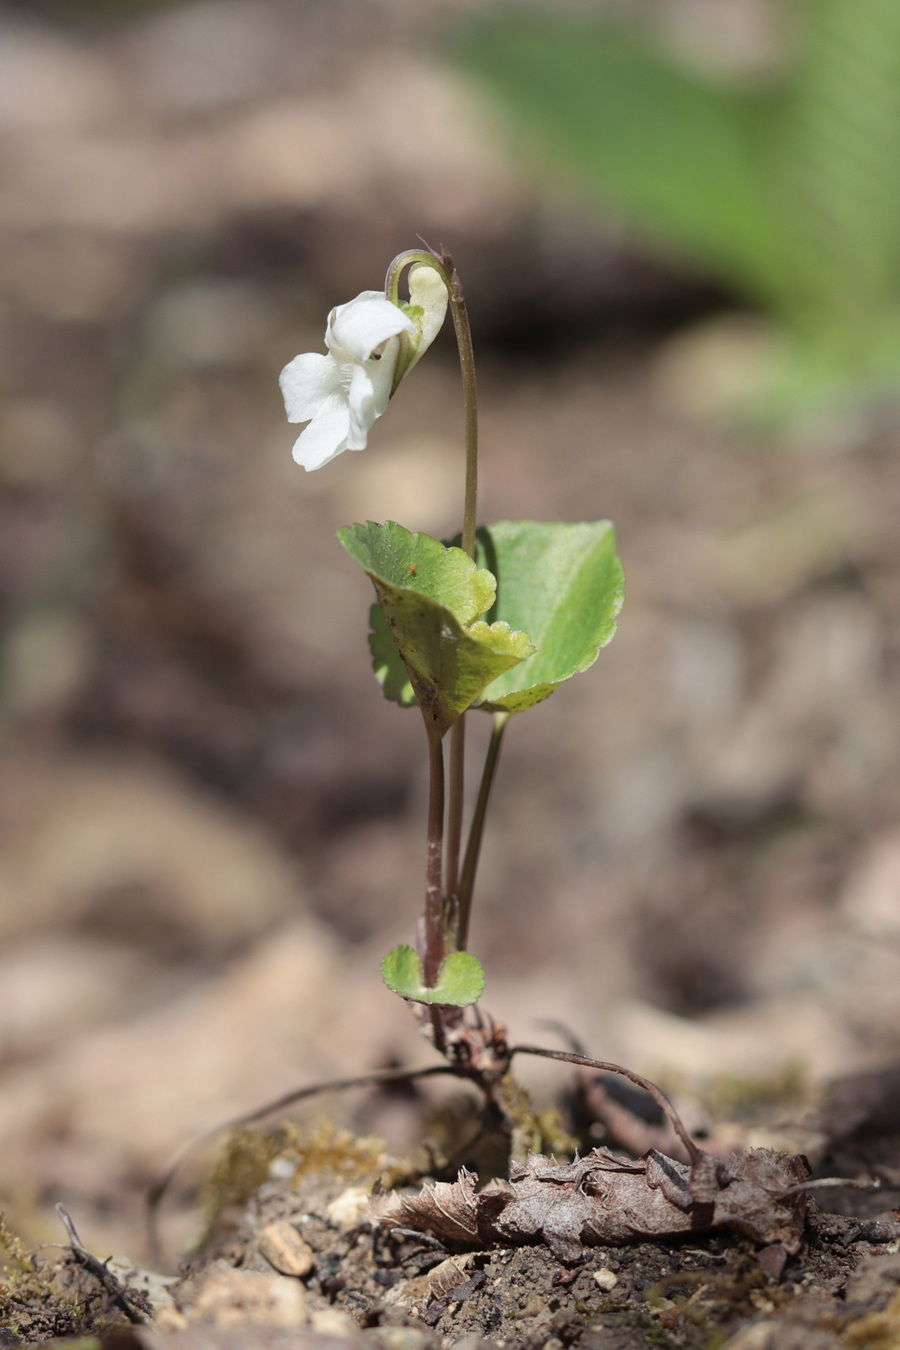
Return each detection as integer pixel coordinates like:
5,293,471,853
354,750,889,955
443,260,479,933
457,710,510,951
386,247,481,953
384,246,477,554
446,269,479,560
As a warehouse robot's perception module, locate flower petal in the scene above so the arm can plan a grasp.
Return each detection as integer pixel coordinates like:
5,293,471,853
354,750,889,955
291,404,352,471
345,337,401,448
327,291,415,364
344,363,379,450
405,264,449,371
280,352,341,423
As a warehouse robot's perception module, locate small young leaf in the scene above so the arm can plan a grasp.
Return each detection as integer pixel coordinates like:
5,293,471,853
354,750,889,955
470,520,624,714
340,521,534,737
381,945,486,1006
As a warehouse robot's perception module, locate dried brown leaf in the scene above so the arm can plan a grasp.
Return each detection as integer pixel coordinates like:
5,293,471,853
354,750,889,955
373,1146,810,1262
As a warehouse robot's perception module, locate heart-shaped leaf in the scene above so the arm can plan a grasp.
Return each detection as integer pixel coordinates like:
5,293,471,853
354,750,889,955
340,521,534,738
381,945,486,1006
472,520,624,714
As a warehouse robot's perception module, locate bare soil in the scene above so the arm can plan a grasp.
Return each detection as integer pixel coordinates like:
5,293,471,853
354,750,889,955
5,1104,900,1350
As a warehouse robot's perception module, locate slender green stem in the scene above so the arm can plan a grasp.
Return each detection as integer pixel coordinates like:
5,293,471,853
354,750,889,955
424,731,446,989
386,247,481,955
457,711,509,950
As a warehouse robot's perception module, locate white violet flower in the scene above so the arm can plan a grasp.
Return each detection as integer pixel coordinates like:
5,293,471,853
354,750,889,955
280,264,448,471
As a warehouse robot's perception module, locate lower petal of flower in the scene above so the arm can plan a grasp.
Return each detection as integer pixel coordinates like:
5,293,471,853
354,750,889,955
345,362,381,450
291,404,352,471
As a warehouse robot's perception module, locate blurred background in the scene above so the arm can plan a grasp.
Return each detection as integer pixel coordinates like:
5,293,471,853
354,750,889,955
2,0,900,1256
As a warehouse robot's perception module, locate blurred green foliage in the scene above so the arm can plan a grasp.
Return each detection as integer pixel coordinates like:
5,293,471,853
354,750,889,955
455,0,900,421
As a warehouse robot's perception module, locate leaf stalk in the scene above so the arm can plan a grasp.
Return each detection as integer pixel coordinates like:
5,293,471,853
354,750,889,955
457,710,509,950
424,731,446,989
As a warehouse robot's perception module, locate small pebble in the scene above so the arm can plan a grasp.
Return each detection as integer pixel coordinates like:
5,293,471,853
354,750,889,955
189,1266,307,1327
518,1295,543,1318
258,1219,314,1276
152,1308,189,1333
427,1254,475,1299
593,1267,619,1291
326,1185,371,1229
374,1329,427,1350
310,1308,358,1337
268,1156,295,1180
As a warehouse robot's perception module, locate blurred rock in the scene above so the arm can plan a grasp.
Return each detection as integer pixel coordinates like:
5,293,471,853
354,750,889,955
0,49,516,236
0,756,305,952
186,1264,307,1327
1,231,137,323
0,23,121,131
147,279,276,369
0,397,76,485
2,609,92,719
124,0,288,117
666,613,745,729
614,994,856,1083
333,431,461,552
841,833,900,942
0,918,416,1215
655,315,783,423
0,934,144,1060
711,486,864,606
258,1221,314,1277
818,1061,900,1141
658,0,784,77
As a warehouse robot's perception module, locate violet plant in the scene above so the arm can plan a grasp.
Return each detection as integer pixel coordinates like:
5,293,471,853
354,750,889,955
281,247,624,1074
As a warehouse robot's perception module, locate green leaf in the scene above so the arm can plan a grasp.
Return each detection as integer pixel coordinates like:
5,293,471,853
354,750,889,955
471,520,624,714
453,11,798,312
452,2,900,422
340,521,534,737
781,0,900,321
369,601,415,706
339,520,494,623
381,945,486,1006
